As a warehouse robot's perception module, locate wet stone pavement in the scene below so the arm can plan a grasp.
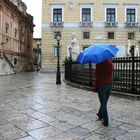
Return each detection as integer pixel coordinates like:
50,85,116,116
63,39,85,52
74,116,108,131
0,72,140,140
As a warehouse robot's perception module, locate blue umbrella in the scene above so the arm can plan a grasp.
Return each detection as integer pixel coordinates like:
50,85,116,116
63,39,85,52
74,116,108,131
76,44,119,64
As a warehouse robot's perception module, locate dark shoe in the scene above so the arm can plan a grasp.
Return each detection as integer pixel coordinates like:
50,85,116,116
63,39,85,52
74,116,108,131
101,121,109,127
96,113,102,121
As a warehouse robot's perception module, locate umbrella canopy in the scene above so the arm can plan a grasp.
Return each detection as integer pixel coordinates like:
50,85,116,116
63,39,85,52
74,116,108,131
76,44,119,64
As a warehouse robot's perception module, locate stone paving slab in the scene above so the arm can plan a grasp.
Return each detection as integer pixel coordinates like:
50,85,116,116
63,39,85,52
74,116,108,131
0,123,27,140
0,72,140,140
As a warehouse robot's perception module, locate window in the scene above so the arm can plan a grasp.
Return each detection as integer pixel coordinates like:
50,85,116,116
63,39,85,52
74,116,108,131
6,26,8,34
82,8,91,22
5,23,9,34
106,8,115,22
128,32,134,40
21,33,24,41
83,32,90,39
15,28,17,38
51,4,64,24
14,58,17,65
80,4,93,25
108,32,114,39
53,9,62,22
126,9,135,22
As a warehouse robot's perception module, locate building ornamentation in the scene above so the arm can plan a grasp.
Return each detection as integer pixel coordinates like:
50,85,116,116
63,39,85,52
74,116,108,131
68,0,75,11
67,33,80,61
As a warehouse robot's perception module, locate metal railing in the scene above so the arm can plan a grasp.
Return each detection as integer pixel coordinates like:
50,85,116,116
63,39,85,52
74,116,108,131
50,22,64,28
65,57,140,95
124,22,138,28
104,21,118,27
112,57,140,94
79,21,93,27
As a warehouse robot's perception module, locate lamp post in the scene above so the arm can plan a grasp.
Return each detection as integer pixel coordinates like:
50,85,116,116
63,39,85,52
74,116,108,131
68,46,72,62
68,46,72,81
129,45,135,93
55,32,61,84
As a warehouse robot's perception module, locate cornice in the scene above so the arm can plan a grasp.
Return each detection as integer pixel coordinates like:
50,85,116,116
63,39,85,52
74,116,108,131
50,3,65,5
103,3,119,6
79,3,94,5
123,3,139,6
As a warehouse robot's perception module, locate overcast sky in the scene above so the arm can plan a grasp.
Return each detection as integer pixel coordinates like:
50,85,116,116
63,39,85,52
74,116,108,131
22,0,42,38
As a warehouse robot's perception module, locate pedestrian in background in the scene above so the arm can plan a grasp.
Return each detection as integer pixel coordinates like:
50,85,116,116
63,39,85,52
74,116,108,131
95,59,114,126
35,64,40,73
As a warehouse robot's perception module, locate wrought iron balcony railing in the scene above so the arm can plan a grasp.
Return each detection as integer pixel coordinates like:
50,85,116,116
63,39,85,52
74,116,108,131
50,22,64,28
80,21,93,27
104,21,118,27
125,22,138,28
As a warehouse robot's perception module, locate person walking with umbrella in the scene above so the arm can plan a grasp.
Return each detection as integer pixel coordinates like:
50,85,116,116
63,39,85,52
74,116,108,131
76,44,119,127
95,59,114,126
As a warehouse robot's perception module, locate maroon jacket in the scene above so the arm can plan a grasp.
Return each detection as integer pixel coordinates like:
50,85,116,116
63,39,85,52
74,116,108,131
95,60,114,85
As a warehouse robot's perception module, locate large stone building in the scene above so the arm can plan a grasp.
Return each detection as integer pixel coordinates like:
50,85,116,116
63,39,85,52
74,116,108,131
0,0,34,75
42,0,140,72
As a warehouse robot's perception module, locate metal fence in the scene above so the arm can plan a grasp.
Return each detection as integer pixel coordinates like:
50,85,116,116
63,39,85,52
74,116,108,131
65,57,140,95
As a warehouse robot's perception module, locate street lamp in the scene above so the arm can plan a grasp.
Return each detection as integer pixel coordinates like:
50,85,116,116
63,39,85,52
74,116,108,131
68,46,72,61
129,45,135,93
68,46,72,82
55,32,61,84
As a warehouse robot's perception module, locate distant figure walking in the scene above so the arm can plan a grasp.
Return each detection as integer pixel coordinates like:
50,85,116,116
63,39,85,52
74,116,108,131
35,64,40,73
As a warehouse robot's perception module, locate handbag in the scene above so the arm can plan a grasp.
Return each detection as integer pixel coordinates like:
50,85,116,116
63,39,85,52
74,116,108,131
93,79,98,92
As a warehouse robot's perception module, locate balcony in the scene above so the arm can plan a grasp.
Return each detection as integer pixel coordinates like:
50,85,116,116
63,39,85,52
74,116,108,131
125,22,138,28
50,22,64,28
80,21,93,27
104,22,118,27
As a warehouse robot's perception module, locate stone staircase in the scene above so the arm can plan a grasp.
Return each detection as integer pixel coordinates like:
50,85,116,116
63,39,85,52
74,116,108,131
0,54,15,76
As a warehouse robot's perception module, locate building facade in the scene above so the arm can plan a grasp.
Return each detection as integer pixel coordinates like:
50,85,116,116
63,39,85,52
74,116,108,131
0,0,34,75
42,0,140,71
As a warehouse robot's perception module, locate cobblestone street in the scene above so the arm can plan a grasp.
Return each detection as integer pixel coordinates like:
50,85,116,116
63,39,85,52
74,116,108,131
0,72,140,140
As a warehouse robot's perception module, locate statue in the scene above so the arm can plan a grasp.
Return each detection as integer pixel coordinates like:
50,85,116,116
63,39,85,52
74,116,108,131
67,33,80,61
135,45,140,57
126,40,140,57
127,40,132,56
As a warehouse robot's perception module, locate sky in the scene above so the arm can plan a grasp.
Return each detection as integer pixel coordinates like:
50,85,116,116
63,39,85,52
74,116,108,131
22,0,42,38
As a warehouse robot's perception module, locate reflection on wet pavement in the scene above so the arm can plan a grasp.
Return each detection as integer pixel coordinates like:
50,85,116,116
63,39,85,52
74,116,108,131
0,72,140,140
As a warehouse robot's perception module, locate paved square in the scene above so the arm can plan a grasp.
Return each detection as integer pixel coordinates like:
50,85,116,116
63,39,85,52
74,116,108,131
0,73,140,140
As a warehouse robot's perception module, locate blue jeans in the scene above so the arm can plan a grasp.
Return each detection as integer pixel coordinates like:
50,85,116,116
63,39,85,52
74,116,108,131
97,84,112,125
